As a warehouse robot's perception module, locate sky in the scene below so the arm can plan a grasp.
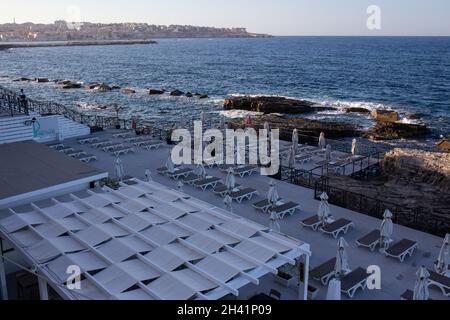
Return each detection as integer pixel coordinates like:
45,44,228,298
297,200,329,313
1,0,449,36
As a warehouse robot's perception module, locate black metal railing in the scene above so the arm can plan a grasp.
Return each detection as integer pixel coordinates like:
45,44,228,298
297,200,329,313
314,177,448,237
279,166,324,189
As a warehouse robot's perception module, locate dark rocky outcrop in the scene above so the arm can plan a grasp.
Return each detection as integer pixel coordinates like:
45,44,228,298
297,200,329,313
185,92,193,97
85,82,100,90
371,110,399,122
437,138,450,152
62,82,82,89
121,88,136,94
149,89,165,95
366,122,430,140
228,114,361,140
224,96,334,114
35,77,49,83
96,84,112,92
345,107,371,114
110,85,121,90
13,77,30,82
170,89,185,96
55,80,73,85
198,94,208,99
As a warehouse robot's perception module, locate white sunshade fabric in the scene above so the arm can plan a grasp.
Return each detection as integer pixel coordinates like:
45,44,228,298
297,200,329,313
0,179,309,300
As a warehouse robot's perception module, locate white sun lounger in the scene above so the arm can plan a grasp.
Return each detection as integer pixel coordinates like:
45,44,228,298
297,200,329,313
310,258,336,286
252,199,273,213
233,166,258,178
340,268,369,298
47,142,64,149
78,137,100,145
320,218,354,239
272,201,301,219
300,215,322,231
230,188,258,203
167,168,194,180
91,140,111,148
111,147,135,157
74,154,97,163
428,269,450,297
67,150,88,158
194,177,222,191
182,174,203,185
356,230,381,251
142,141,163,151
102,143,125,152
384,239,418,263
213,184,241,197
113,132,135,139
55,146,75,154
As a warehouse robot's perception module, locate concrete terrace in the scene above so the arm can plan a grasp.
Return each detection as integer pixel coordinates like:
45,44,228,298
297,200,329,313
28,129,446,301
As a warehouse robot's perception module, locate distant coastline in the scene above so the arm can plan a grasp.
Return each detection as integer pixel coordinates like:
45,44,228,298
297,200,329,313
0,39,157,50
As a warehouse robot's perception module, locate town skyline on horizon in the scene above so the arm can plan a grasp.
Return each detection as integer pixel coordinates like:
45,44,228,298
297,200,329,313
1,0,450,36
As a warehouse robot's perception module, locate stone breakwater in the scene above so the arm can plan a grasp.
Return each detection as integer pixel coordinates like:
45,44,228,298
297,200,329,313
0,40,157,50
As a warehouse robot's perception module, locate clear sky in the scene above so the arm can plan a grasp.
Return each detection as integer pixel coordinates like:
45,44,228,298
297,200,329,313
1,0,449,36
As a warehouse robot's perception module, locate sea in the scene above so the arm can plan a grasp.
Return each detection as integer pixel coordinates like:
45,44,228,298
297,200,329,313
1,36,449,138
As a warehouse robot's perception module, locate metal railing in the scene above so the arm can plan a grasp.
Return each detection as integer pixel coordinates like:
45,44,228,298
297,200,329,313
314,176,448,237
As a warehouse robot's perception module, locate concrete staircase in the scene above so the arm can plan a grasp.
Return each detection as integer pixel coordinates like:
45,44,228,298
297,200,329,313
0,113,91,145
57,115,91,141
0,114,34,144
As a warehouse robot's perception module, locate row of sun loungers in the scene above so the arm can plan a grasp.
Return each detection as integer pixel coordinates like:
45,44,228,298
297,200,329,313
300,217,354,239
309,258,369,298
252,199,301,219
356,230,418,262
46,143,97,163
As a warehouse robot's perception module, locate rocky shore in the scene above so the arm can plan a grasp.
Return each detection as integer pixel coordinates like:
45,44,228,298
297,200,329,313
325,148,450,234
224,95,432,142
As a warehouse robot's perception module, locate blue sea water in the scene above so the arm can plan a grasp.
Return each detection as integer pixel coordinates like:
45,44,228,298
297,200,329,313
1,37,449,135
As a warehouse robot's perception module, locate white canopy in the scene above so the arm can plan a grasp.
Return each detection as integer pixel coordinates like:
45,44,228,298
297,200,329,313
351,139,357,156
165,154,175,173
269,211,281,233
380,209,394,250
318,192,331,226
267,180,279,205
325,144,332,162
0,179,311,301
287,147,295,168
436,233,450,274
115,157,124,180
413,267,430,300
335,237,350,278
292,129,299,155
326,279,341,300
225,170,236,191
319,132,326,149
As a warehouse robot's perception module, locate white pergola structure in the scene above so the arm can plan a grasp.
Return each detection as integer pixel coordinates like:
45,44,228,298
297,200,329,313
0,179,311,300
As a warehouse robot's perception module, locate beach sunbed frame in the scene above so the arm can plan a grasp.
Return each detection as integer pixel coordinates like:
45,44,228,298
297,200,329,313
272,201,301,219
340,267,369,298
309,258,336,286
320,218,354,239
384,239,418,263
300,215,322,231
230,188,258,203
194,177,222,191
356,230,381,252
427,269,450,297
111,147,135,157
